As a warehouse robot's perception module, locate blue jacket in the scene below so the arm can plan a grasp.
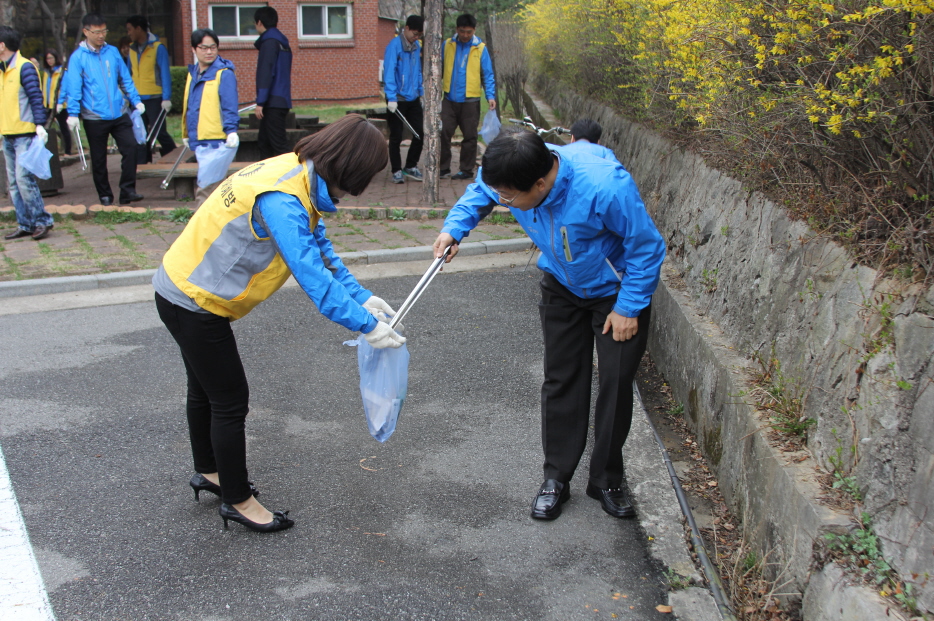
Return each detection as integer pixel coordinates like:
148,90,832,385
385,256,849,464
561,139,621,165
129,32,171,101
442,35,495,102
254,28,292,109
442,146,666,317
383,35,422,102
184,57,239,148
253,178,378,334
63,41,141,120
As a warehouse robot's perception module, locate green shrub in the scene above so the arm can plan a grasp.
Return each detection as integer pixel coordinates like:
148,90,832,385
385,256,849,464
170,66,189,115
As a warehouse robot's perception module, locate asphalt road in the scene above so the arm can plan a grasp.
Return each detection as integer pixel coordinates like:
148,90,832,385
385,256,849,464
0,266,672,621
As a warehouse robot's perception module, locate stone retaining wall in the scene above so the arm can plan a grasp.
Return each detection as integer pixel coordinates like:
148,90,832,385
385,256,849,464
530,74,933,616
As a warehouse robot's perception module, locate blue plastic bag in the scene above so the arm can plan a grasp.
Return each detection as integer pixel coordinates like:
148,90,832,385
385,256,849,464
350,336,410,442
19,136,53,180
130,110,146,144
195,144,238,188
479,110,501,144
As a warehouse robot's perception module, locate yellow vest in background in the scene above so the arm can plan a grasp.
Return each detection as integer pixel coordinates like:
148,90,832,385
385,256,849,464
442,38,485,98
161,153,321,319
129,40,163,96
42,67,63,109
0,53,39,135
181,69,228,141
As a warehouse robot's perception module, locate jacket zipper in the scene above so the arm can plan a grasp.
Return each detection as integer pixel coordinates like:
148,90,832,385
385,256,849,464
560,226,573,262
97,52,114,118
547,205,572,285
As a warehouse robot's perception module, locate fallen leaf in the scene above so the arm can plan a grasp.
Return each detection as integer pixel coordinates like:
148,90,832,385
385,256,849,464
656,604,673,613
707,481,718,487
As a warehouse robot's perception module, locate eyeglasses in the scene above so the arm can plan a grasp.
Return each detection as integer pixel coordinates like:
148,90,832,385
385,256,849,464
495,190,520,206
196,45,218,51
85,28,108,36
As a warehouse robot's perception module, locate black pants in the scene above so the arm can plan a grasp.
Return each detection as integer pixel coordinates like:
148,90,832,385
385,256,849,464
137,98,177,163
48,108,72,155
538,272,651,489
155,293,254,505
387,98,424,173
440,98,481,174
82,115,138,202
258,107,290,159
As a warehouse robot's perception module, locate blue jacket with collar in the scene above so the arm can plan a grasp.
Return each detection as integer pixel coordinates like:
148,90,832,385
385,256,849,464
383,35,422,102
184,57,240,148
441,146,665,317
561,139,621,165
442,35,495,102
63,41,141,120
254,28,292,109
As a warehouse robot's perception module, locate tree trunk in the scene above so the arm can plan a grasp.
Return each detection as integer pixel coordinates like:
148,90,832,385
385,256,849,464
0,0,15,27
483,14,499,118
421,0,444,205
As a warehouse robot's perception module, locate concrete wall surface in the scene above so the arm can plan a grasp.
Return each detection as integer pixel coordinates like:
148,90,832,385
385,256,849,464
531,74,934,617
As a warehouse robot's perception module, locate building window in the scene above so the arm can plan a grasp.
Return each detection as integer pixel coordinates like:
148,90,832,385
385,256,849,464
210,5,265,39
299,4,352,38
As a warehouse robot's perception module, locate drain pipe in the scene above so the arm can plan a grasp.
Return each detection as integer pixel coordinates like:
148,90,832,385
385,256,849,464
634,383,738,621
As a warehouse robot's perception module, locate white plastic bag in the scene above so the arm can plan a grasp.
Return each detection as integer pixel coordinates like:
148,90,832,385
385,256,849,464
349,336,410,442
479,110,501,144
130,110,147,144
19,136,53,180
195,144,238,188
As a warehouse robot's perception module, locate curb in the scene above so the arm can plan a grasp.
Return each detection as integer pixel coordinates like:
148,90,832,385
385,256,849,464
0,238,533,299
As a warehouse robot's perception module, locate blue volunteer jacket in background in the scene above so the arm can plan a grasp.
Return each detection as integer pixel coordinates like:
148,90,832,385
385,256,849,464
442,35,495,102
254,27,292,109
383,35,423,102
441,146,666,317
63,41,141,120
183,57,239,148
562,140,621,165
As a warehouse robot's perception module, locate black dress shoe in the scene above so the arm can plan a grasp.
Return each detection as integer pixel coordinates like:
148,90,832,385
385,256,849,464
586,483,636,518
99,197,113,206
530,479,570,520
120,192,144,204
450,171,473,180
4,229,33,240
31,224,52,240
189,473,259,501
219,503,294,533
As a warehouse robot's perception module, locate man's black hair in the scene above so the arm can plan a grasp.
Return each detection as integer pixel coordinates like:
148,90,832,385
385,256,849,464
0,26,21,53
456,14,477,29
480,128,554,192
405,15,424,32
191,28,220,48
126,15,149,31
82,13,106,28
254,6,279,28
570,119,603,143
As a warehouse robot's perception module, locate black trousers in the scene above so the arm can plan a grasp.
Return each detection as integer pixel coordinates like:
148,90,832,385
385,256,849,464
137,98,177,163
155,293,254,505
440,98,481,174
82,115,138,202
387,98,424,173
48,108,72,155
538,272,651,489
258,106,290,159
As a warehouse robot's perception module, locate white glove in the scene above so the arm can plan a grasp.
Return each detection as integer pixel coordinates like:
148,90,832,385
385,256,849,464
225,133,239,148
182,138,189,149
66,116,79,131
135,102,146,115
56,103,65,113
161,100,172,112
35,125,48,144
387,101,398,114
364,321,406,349
363,295,396,317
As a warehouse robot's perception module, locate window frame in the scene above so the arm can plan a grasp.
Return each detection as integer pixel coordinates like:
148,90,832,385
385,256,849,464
297,3,354,40
209,4,267,41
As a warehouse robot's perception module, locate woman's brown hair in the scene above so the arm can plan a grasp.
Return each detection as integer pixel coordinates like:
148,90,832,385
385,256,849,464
44,48,63,68
294,114,388,196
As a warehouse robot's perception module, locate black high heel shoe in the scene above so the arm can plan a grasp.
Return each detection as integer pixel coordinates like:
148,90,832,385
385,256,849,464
218,503,294,533
189,473,259,501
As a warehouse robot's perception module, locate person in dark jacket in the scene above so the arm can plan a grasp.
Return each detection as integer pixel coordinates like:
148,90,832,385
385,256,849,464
0,26,53,240
253,6,292,159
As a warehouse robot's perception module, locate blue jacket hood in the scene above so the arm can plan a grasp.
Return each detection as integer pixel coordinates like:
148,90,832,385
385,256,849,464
189,56,236,81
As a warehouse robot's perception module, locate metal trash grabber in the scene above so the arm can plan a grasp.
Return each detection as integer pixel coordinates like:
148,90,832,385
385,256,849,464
146,107,169,152
388,245,451,330
239,103,257,114
72,125,88,171
393,109,420,141
160,145,189,190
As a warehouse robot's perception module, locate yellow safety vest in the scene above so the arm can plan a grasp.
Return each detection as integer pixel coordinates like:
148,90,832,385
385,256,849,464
442,38,485,98
0,53,40,135
129,40,164,97
161,153,322,319
42,67,63,109
181,69,228,141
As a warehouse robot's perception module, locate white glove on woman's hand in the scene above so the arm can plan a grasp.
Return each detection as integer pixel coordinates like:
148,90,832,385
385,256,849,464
35,125,48,144
363,295,396,317
66,116,79,131
161,100,172,112
387,101,398,113
364,322,406,349
135,102,146,115
225,133,239,148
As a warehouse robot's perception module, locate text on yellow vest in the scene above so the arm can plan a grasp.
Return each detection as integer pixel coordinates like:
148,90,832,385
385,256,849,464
442,39,485,98
0,53,39,135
